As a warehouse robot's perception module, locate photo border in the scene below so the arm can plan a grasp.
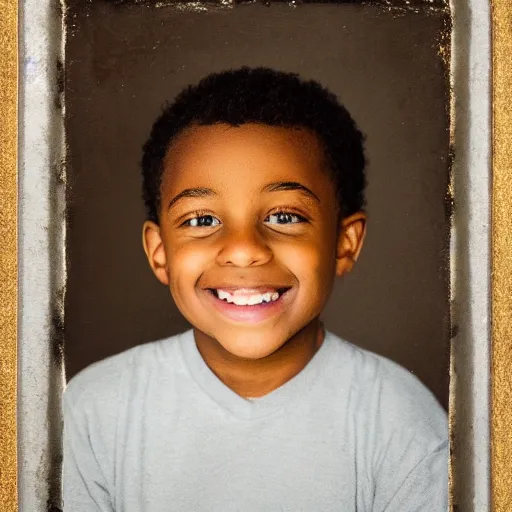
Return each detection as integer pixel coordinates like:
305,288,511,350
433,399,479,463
0,0,508,509
490,0,512,509
0,0,18,510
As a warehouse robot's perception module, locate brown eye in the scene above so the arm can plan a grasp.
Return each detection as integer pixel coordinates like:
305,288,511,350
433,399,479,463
184,215,221,227
265,212,307,225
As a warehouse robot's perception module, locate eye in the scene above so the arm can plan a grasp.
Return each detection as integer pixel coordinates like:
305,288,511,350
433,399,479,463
183,214,221,228
265,211,307,225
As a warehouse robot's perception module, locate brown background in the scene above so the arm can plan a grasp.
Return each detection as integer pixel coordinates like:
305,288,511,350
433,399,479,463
64,1,451,408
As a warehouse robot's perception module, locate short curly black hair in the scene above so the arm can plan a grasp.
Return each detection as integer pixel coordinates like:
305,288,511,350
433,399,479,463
141,67,366,224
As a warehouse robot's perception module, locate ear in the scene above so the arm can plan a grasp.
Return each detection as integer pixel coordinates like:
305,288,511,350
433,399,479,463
335,212,367,277
142,220,169,286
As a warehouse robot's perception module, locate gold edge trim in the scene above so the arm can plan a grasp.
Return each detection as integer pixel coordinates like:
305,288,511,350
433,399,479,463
0,0,18,510
492,1,512,510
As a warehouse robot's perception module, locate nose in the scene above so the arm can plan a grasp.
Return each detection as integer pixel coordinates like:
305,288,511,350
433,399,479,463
215,224,273,267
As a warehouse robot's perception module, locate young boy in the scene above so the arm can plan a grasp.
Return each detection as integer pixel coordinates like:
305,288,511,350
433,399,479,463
63,67,448,511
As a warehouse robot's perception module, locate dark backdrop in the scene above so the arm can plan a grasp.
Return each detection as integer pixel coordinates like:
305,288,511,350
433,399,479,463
64,1,451,408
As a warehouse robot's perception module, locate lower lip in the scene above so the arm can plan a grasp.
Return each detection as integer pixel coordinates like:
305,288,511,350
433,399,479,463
203,289,292,323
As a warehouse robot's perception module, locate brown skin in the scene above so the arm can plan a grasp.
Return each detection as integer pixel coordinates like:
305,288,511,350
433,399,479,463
143,123,366,398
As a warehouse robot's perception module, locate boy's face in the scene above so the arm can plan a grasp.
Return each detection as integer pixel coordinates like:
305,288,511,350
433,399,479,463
143,123,365,360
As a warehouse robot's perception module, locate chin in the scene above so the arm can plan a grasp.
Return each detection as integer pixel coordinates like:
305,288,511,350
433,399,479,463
214,329,287,360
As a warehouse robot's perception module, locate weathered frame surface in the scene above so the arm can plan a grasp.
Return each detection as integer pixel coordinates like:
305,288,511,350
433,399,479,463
2,0,510,510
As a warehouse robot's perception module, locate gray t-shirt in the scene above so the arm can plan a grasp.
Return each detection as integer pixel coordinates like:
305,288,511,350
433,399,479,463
63,329,448,511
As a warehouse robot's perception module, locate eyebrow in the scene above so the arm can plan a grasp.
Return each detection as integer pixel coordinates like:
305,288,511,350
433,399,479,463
168,187,218,210
262,181,320,203
167,181,320,211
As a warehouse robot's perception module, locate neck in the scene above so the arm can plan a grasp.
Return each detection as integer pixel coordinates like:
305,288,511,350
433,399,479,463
193,320,325,399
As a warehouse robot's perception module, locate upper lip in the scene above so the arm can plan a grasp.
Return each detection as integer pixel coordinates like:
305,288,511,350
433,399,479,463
204,285,291,293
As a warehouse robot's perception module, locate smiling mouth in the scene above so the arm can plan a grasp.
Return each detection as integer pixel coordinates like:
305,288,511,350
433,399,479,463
207,287,291,306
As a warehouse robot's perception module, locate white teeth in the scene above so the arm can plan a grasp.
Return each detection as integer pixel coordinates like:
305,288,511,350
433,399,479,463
216,290,280,306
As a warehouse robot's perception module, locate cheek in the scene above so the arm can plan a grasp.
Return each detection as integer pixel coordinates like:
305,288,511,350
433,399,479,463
277,238,337,288
167,242,212,290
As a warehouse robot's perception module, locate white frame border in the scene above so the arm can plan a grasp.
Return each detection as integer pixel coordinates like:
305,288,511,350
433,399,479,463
17,1,491,509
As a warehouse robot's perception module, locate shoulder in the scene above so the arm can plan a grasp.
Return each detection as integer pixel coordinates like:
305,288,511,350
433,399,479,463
325,331,448,443
63,330,187,414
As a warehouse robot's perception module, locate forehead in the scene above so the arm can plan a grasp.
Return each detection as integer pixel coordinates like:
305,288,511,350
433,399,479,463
160,123,332,197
